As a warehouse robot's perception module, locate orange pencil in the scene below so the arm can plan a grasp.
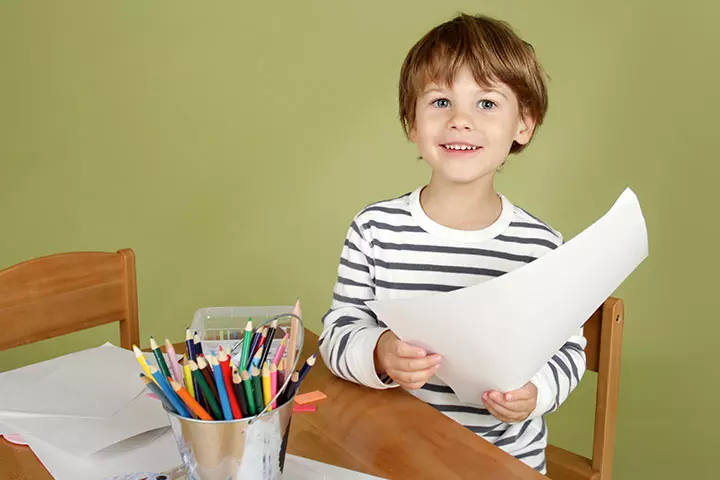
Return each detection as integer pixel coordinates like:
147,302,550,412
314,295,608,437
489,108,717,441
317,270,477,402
170,379,212,421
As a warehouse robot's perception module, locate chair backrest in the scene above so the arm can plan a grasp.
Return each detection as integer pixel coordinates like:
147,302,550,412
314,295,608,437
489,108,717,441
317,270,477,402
547,296,625,480
0,249,140,351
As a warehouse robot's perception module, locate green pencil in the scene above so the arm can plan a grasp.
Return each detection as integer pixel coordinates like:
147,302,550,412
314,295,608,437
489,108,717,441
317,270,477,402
241,369,256,415
240,320,253,371
251,366,264,414
190,360,223,420
149,337,171,379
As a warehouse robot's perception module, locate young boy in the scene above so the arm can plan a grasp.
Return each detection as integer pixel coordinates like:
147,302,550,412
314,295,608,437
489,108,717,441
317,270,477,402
319,14,586,474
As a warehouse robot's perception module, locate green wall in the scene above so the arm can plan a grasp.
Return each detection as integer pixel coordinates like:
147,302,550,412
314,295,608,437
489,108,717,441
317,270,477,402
1,1,716,478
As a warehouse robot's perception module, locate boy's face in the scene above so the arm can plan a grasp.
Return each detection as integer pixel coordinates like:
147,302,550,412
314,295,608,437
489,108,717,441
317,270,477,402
410,64,535,186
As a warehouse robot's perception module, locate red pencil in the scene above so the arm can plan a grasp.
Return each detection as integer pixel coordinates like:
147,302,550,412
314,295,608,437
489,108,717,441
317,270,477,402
217,350,243,419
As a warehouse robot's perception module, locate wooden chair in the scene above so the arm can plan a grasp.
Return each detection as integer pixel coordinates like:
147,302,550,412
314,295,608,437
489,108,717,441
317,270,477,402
547,297,625,480
0,249,140,351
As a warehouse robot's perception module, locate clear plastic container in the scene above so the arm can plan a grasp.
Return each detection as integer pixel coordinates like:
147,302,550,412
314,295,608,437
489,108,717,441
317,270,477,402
190,305,292,361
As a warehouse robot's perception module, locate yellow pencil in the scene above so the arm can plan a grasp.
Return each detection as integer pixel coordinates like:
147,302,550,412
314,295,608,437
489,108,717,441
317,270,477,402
133,345,159,385
182,357,195,399
262,363,272,410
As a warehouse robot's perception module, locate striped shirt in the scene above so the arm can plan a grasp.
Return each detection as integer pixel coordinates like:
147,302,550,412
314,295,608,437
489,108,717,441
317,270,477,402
319,186,587,474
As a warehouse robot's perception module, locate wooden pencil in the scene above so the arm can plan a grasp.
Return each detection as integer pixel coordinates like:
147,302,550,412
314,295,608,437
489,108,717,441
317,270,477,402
217,350,242,419
251,366,264,414
140,373,177,413
189,360,223,420
170,379,212,421
262,363,272,410
196,355,220,402
241,369,256,416
232,366,250,417
149,337,171,379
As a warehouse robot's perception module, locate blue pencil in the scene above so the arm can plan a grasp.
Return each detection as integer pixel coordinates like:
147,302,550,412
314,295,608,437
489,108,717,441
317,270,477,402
185,328,196,361
208,354,233,420
150,366,191,418
140,373,177,414
193,332,204,357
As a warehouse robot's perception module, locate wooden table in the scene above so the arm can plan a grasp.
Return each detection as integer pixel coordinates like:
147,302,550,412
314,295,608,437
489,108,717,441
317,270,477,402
0,331,544,479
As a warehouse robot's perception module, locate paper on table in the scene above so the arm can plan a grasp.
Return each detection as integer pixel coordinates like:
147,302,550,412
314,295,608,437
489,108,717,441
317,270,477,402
25,427,181,480
367,188,648,403
0,343,145,418
0,391,170,456
284,455,387,479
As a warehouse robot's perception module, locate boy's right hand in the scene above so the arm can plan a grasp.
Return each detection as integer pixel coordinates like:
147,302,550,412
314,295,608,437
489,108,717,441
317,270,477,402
374,331,443,390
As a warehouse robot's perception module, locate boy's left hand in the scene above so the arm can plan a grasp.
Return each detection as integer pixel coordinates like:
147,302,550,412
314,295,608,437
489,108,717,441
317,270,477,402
482,382,537,423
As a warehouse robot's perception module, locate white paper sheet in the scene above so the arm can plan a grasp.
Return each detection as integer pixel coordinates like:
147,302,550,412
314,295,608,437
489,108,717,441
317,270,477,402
25,427,182,480
0,343,145,418
0,391,170,456
367,188,648,403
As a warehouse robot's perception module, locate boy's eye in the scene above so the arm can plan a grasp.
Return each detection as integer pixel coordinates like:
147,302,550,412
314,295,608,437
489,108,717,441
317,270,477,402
478,100,496,110
432,98,450,108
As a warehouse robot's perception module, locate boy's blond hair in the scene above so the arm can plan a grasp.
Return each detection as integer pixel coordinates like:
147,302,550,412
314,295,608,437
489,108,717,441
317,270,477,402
399,14,549,154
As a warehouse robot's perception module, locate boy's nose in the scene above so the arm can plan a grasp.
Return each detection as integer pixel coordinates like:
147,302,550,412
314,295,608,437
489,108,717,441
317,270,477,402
448,110,474,131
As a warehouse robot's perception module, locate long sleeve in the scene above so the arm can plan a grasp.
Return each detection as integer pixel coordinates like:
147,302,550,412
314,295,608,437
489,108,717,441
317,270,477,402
318,218,395,389
528,328,588,419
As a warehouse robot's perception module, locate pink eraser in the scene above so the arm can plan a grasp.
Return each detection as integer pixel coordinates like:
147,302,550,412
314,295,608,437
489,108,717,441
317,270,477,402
293,404,317,413
293,390,327,405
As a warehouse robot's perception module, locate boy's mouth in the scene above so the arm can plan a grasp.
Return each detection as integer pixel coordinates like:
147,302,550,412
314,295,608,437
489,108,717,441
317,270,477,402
440,143,482,152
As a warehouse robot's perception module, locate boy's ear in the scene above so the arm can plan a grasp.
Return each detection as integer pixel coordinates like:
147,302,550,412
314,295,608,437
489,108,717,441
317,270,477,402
408,124,418,143
514,114,536,146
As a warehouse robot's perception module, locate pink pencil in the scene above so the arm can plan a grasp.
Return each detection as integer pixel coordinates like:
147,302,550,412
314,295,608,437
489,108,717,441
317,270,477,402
270,362,278,408
277,358,286,391
272,336,288,366
164,338,184,383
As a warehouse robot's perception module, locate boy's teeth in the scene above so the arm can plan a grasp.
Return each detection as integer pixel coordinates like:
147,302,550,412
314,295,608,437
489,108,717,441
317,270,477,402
444,144,478,150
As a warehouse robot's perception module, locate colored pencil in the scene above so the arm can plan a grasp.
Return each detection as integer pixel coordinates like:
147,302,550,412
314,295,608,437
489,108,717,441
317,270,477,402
132,345,159,386
270,362,278,409
251,344,264,369
272,335,287,366
240,320,253,370
182,358,195,399
193,332,204,357
189,360,222,420
140,373,177,413
282,371,300,404
251,366,264,414
217,350,242,419
258,320,278,368
262,363,272,410
149,366,190,418
251,327,268,362
246,328,262,367
164,338,184,383
296,353,317,386
285,353,316,400
208,354,233,420
241,369,256,416
170,379,212,421
149,337,171,380
196,355,220,403
277,358,286,396
185,328,196,361
286,298,301,376
232,366,250,417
